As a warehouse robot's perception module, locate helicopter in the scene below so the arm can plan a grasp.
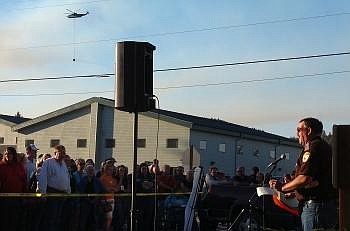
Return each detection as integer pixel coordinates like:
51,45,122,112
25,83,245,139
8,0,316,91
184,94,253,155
66,9,89,18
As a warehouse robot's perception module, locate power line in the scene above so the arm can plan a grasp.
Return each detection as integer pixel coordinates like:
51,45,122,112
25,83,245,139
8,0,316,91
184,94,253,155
155,70,350,89
154,51,350,72
0,90,113,97
0,74,111,83
1,50,349,83
2,11,349,51
8,0,111,11
0,70,348,97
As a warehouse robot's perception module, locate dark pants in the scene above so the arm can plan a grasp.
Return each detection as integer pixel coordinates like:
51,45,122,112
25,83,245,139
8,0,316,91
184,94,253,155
23,198,46,231
0,198,23,231
79,199,100,231
137,196,155,231
42,197,66,231
62,198,80,231
112,197,131,231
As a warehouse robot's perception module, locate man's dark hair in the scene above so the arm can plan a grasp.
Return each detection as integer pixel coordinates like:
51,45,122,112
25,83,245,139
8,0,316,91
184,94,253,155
299,117,323,135
252,166,259,174
54,144,66,152
6,146,18,162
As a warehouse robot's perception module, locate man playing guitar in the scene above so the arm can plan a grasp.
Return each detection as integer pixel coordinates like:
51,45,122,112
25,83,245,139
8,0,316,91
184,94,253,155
270,118,337,231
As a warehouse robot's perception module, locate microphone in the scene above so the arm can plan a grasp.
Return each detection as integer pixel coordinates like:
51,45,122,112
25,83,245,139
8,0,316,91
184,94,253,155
267,153,286,168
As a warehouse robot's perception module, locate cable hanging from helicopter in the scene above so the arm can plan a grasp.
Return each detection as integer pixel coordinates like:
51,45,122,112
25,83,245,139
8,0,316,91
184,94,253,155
66,9,89,62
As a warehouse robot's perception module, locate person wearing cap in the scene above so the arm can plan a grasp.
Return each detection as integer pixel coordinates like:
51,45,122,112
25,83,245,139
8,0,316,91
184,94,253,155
105,157,116,166
96,157,116,178
25,144,39,186
23,146,40,231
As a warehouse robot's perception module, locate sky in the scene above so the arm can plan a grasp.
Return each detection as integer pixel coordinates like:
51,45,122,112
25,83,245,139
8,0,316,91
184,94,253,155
0,0,349,138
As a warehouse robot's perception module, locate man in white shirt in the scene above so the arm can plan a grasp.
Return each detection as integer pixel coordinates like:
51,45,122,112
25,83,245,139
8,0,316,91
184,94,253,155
37,145,71,193
204,166,229,193
37,145,71,231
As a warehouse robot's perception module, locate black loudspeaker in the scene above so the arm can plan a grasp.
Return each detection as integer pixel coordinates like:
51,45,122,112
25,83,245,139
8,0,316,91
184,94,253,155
115,41,156,112
332,125,350,189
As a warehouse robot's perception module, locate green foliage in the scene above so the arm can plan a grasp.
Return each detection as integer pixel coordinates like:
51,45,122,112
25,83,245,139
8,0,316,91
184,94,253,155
322,130,333,145
289,131,333,145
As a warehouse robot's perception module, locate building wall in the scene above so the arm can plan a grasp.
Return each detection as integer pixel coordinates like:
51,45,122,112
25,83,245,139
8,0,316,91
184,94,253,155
190,130,236,176
16,106,93,160
88,102,99,162
0,123,17,146
0,123,19,154
190,129,301,177
9,99,300,178
114,110,191,171
96,105,115,164
234,139,300,177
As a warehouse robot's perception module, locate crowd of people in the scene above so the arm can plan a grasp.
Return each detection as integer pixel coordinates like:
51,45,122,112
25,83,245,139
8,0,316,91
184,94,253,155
0,144,194,231
204,164,296,194
1,117,336,231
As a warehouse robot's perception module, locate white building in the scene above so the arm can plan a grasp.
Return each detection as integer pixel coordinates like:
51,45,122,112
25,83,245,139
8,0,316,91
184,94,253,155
0,114,29,154
1,97,300,176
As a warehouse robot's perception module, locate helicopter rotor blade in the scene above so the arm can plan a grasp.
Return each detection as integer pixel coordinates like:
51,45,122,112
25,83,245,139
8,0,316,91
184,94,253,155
66,9,74,13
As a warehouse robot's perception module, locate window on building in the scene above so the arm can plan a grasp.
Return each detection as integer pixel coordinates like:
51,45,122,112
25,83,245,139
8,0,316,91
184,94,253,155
137,139,146,148
50,139,60,148
105,139,115,148
199,140,207,150
253,149,260,157
0,137,4,144
219,143,226,153
167,139,178,148
270,150,276,159
77,139,87,148
25,139,34,147
236,144,243,155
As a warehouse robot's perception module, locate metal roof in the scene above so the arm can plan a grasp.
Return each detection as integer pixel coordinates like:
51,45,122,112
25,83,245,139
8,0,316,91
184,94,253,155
146,109,294,143
0,114,30,125
12,97,113,131
10,97,298,146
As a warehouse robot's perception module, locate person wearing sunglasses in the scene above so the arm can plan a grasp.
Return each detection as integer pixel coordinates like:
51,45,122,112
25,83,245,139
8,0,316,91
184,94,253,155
270,117,337,230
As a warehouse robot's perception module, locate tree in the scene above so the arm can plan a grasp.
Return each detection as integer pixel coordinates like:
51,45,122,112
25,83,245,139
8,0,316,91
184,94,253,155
290,131,333,145
321,130,333,145
289,137,298,142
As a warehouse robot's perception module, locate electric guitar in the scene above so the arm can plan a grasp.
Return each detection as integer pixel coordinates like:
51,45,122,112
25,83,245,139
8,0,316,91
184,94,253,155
256,187,299,216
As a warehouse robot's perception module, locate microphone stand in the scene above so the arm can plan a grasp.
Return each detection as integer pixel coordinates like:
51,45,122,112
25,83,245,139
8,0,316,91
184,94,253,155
227,162,279,231
227,190,257,231
263,163,277,186
261,162,278,230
